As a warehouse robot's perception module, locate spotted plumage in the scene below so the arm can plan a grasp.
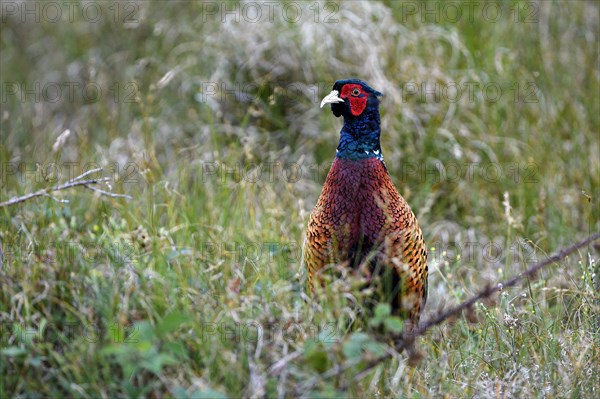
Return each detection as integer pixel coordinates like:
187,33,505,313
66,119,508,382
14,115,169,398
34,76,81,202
304,79,428,323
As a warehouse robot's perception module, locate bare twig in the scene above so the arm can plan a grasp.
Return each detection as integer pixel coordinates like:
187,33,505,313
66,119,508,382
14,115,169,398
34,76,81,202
0,167,132,208
43,193,69,204
71,167,103,182
296,232,600,395
84,185,133,199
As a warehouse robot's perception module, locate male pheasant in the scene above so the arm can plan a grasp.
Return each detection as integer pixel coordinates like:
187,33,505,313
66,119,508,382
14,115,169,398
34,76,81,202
304,79,428,323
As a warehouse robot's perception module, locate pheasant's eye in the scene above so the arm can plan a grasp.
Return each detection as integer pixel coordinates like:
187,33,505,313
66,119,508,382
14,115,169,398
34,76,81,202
351,88,361,96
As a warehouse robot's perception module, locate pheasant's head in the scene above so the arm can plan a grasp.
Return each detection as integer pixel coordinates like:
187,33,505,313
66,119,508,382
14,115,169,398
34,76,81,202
320,79,384,160
320,79,383,118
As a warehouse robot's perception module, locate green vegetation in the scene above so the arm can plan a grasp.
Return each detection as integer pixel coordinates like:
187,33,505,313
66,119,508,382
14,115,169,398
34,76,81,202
1,1,598,397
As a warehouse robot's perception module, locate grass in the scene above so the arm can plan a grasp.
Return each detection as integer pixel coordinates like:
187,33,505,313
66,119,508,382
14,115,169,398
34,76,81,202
1,1,599,397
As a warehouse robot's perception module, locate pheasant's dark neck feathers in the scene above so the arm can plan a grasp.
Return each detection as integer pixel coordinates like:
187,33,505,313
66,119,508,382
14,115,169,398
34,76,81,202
336,107,383,161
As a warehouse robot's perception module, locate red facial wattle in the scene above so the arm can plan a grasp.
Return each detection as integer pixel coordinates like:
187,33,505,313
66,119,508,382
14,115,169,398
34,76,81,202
340,84,368,116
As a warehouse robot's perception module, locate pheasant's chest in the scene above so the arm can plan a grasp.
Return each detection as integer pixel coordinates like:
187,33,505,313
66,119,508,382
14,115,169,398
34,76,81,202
322,168,389,242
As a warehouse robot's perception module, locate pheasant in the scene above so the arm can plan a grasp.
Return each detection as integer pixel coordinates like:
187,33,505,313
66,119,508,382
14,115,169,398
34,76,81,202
304,79,428,323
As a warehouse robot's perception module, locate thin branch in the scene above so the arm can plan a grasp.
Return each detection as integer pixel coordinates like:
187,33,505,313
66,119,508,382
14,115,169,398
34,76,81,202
71,167,103,182
0,167,131,208
296,232,600,395
43,193,69,204
84,185,133,200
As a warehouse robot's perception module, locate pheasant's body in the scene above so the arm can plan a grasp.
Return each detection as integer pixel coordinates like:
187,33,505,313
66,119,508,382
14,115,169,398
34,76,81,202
305,79,428,323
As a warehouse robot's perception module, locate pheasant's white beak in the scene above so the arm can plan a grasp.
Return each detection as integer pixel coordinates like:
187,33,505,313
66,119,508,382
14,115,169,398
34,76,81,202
320,90,345,108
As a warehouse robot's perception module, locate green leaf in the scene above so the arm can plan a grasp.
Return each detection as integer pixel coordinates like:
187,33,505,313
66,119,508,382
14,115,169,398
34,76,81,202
163,341,188,358
170,386,188,398
383,316,404,334
370,303,392,327
1,347,27,357
304,342,329,373
364,341,387,357
140,353,178,374
190,389,229,399
342,333,370,360
26,356,45,367
374,303,391,319
342,333,387,360
157,311,191,337
100,343,130,356
134,321,155,342
308,384,347,399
